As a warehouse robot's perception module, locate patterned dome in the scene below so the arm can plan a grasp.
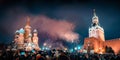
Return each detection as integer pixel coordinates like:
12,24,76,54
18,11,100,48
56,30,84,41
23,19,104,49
18,28,25,34
33,29,37,33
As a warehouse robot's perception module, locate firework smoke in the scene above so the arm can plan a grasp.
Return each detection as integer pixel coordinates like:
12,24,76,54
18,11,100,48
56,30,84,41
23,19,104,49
31,15,79,42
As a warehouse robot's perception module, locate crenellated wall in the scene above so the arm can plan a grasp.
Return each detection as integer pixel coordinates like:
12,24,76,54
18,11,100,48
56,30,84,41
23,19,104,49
105,38,120,54
83,37,120,54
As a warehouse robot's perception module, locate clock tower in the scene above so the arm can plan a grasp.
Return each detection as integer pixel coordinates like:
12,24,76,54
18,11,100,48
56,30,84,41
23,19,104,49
89,9,105,41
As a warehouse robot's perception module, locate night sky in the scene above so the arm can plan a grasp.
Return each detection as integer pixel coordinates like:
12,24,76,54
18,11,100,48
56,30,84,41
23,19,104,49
0,0,120,46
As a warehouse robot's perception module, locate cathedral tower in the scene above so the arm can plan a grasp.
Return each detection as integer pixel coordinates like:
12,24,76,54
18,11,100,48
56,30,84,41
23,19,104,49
24,16,32,42
89,9,105,41
32,29,40,50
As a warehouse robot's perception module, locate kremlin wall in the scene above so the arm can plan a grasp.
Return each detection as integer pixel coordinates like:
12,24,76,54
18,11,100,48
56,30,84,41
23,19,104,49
83,9,120,54
105,38,120,54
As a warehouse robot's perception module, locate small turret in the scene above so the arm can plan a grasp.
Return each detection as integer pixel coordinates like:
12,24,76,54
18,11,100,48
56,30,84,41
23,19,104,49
32,29,40,50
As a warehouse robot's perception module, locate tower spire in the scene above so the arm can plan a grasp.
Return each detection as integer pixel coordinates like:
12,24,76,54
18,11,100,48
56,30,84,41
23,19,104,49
26,16,30,26
92,9,99,25
93,9,96,17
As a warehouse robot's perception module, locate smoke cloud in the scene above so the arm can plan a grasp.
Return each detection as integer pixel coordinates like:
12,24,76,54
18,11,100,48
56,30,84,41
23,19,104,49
31,15,79,42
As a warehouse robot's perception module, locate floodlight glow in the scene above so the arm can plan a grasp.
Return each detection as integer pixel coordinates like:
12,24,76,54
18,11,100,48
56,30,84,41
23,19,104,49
43,43,47,46
78,46,81,50
70,49,73,52
74,47,77,50
42,47,45,50
45,47,48,50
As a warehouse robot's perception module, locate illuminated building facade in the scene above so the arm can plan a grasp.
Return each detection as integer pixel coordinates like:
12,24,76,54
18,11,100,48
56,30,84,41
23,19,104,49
13,17,40,51
83,9,120,54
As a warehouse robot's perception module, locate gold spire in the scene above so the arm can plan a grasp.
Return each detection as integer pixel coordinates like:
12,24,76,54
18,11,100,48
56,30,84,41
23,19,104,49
92,9,99,25
93,9,96,16
26,16,30,26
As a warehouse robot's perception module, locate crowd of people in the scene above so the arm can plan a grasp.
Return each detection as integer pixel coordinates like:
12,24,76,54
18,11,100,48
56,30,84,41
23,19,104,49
0,48,120,60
